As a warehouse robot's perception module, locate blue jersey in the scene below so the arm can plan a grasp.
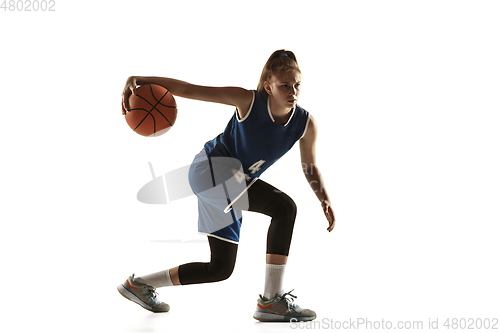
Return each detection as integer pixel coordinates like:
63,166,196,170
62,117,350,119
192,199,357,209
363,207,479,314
204,90,310,183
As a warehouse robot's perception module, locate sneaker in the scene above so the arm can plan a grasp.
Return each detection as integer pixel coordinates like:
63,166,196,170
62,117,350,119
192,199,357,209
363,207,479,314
117,274,170,313
253,289,316,322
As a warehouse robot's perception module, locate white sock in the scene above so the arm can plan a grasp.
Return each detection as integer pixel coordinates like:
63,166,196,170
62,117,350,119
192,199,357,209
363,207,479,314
263,264,286,299
134,269,174,288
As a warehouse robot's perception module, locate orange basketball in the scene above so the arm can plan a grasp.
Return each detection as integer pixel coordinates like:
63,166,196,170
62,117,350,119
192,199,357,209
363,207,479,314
125,84,177,137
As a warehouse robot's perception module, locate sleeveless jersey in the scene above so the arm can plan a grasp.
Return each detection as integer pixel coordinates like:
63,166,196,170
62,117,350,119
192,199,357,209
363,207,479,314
204,90,310,183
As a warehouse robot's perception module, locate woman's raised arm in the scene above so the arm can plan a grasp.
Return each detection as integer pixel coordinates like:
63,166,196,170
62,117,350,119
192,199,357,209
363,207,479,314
122,76,253,117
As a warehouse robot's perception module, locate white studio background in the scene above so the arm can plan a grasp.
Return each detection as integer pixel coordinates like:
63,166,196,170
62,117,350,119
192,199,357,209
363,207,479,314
1,1,499,332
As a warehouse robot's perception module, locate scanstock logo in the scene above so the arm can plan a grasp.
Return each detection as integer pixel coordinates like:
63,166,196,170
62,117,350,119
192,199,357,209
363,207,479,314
137,155,250,235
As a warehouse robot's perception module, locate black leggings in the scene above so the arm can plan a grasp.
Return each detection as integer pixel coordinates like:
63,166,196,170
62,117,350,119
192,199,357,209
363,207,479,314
178,179,296,285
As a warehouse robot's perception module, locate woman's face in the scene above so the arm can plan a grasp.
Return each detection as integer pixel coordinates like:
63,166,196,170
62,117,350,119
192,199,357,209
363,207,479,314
265,69,302,110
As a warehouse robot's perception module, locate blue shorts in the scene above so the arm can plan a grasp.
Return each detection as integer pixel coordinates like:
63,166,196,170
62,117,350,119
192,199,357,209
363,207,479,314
188,150,252,243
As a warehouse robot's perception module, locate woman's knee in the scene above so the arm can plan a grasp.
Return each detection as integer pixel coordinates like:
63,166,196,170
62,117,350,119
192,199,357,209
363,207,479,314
206,257,235,281
271,192,297,221
207,236,238,282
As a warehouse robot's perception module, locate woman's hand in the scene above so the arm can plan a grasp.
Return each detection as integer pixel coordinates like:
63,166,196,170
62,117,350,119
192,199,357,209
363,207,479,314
322,200,335,232
121,76,139,115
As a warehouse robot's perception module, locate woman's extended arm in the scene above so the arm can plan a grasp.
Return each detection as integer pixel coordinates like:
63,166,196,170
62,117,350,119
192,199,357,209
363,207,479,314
299,115,336,232
121,76,253,117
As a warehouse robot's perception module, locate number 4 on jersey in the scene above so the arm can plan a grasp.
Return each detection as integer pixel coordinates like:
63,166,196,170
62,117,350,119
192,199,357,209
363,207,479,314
248,160,266,174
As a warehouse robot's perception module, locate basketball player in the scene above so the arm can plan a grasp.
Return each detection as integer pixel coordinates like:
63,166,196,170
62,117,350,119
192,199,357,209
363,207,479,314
118,50,335,322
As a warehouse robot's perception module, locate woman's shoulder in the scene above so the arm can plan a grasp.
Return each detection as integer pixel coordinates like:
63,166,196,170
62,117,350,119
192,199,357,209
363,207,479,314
295,103,311,121
234,89,255,120
238,90,269,121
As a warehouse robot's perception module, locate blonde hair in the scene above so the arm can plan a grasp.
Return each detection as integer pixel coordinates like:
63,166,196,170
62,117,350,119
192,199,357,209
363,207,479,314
257,50,301,98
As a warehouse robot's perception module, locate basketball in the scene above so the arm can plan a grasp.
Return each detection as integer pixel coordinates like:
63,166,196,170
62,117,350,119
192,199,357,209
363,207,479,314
125,84,177,137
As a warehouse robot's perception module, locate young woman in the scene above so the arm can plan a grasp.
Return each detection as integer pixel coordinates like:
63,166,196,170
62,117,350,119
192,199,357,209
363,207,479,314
118,50,335,322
